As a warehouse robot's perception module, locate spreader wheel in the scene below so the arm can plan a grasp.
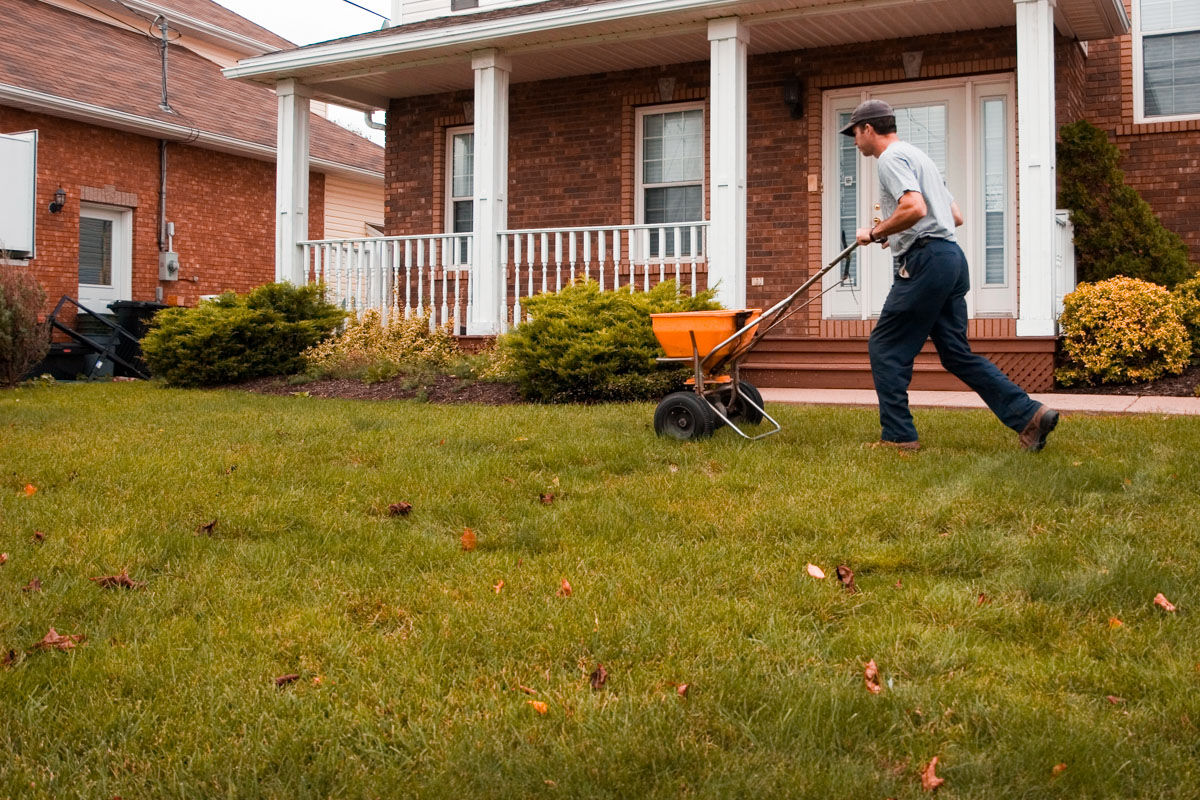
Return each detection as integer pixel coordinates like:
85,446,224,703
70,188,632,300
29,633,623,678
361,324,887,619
728,381,765,425
654,392,716,440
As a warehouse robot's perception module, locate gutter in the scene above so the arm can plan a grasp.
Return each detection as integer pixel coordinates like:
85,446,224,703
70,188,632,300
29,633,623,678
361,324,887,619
0,84,383,184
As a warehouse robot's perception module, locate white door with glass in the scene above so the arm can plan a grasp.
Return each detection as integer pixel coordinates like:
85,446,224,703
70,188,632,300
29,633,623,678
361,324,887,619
823,78,1016,319
77,203,132,312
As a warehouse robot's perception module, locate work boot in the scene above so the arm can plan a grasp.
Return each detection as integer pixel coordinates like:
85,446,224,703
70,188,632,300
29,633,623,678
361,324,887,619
866,440,921,451
1018,405,1059,452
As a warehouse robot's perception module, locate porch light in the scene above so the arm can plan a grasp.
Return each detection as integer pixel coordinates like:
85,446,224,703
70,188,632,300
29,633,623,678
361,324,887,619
783,79,804,119
49,187,66,214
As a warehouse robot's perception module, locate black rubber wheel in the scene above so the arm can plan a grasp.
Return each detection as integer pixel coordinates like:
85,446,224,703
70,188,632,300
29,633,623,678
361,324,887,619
653,391,716,440
728,381,765,425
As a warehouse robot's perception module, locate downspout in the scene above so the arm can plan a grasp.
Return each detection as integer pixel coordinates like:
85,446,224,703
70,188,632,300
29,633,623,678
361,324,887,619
158,139,168,253
364,111,386,131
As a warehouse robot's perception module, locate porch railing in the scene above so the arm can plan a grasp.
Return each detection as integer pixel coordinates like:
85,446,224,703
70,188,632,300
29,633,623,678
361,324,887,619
498,222,709,329
302,234,471,331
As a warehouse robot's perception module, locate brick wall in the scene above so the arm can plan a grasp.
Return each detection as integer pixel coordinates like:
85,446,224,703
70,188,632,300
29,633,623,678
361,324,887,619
1,107,325,318
1082,0,1200,263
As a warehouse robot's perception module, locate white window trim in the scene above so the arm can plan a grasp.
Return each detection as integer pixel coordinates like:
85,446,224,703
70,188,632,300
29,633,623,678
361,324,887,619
1132,0,1200,123
634,101,706,231
444,124,473,236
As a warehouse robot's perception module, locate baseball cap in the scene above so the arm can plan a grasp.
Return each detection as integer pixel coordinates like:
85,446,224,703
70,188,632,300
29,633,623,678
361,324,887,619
839,99,895,136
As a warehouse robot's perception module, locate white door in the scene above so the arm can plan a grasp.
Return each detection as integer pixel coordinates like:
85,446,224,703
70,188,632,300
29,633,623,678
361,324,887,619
823,78,1016,320
77,203,132,313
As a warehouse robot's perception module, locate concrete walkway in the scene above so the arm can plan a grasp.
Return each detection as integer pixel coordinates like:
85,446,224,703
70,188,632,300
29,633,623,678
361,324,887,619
760,388,1200,415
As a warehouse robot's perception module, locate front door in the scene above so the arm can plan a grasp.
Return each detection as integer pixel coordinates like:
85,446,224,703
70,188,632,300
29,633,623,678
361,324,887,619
823,78,1016,320
77,203,132,313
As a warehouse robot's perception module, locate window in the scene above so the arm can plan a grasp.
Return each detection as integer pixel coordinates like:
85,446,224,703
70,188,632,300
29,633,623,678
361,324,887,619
637,104,704,257
980,97,1008,286
446,127,473,264
1137,0,1200,119
451,0,478,10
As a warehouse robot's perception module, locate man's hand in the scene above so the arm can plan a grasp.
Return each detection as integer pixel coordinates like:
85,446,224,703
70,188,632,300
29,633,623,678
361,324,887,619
855,227,888,248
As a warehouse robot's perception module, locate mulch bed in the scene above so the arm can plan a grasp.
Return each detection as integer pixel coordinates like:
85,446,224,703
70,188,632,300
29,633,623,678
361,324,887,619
236,375,523,405
1051,362,1200,397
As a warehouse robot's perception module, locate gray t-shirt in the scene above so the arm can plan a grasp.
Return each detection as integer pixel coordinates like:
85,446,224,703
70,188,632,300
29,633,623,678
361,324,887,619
877,140,957,256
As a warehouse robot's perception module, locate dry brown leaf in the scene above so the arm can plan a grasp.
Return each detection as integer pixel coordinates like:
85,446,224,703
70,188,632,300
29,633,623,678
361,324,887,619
518,684,538,696
528,700,548,715
89,570,146,590
387,502,413,517
493,580,505,594
311,675,323,686
22,577,41,593
556,579,573,597
806,563,826,580
590,663,609,691
275,673,300,687
977,593,990,606
676,683,689,698
35,627,84,651
32,531,44,543
539,493,555,505
544,780,557,788
1,649,16,668
1108,617,1124,628
1106,695,1125,705
23,484,36,497
894,580,903,589
864,660,883,694
196,520,217,536
836,565,858,593
0,552,7,565
1154,593,1177,612
920,757,944,792
1052,763,1068,776
460,528,477,551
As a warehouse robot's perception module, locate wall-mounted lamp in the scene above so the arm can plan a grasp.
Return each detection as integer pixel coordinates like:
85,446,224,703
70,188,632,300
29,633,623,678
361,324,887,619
783,78,805,120
49,187,66,214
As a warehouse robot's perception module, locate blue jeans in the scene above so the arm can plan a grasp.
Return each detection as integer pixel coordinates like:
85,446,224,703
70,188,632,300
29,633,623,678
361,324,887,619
867,239,1040,443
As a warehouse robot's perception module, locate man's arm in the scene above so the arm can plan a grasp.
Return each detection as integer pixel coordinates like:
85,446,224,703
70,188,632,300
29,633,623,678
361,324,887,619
856,191,926,246
951,200,964,227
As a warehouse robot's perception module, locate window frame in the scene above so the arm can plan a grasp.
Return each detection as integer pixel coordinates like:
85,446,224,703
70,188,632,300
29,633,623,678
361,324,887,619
634,101,706,237
1133,0,1200,123
444,125,474,264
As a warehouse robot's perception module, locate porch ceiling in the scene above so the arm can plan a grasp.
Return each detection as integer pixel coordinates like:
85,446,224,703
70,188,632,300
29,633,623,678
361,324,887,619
225,0,1129,111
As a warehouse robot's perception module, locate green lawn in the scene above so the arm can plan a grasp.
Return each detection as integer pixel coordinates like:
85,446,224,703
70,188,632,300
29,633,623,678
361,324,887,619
2,382,1199,799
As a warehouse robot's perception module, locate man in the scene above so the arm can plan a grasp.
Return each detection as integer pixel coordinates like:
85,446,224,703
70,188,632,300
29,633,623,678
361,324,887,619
842,99,1058,452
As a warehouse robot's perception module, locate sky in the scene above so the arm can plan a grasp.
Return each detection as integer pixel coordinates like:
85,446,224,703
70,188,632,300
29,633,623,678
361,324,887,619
212,0,393,144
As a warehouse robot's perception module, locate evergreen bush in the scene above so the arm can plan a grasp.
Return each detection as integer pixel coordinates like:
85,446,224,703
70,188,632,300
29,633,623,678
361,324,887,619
1058,120,1193,288
496,280,721,403
0,268,49,387
141,282,344,387
1171,274,1200,352
1056,276,1191,386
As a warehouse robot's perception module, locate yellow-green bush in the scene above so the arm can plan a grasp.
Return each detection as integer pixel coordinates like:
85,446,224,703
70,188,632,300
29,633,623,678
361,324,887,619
1172,274,1200,351
303,308,459,378
1057,276,1192,386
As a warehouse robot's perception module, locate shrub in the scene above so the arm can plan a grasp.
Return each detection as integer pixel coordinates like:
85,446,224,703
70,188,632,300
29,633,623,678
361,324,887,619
302,308,459,379
1056,276,1191,386
1058,120,1194,288
496,280,721,403
141,282,344,387
1171,274,1200,352
0,268,49,387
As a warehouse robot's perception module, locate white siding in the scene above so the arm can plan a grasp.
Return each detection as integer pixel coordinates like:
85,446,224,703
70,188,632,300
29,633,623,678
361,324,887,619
394,0,553,25
323,174,385,240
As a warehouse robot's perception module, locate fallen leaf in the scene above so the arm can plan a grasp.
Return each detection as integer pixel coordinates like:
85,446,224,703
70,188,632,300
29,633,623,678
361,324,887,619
836,565,858,593
518,684,538,696
1,649,15,667
864,660,883,694
311,675,323,686
0,552,7,565
539,493,555,505
1154,593,1177,612
225,464,237,474
1072,461,1083,467
544,780,557,788
668,464,679,473
35,627,84,651
806,563,826,580
1106,695,1125,705
676,683,689,698
275,673,300,687
503,476,517,484
196,519,217,536
590,663,609,690
528,700,548,715
89,570,146,590
32,531,44,543
387,502,413,516
1052,763,1067,776
23,484,36,497
513,436,529,442
1108,617,1124,629
894,580,903,589
920,757,945,792
556,579,572,597
977,593,990,606
460,528,477,551
22,577,41,593
493,580,505,594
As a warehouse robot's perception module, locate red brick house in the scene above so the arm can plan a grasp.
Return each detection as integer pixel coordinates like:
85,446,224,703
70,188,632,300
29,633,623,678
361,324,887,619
0,0,383,325
225,0,1196,391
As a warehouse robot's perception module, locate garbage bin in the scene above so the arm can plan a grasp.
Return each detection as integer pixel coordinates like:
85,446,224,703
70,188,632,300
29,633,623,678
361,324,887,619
107,300,167,377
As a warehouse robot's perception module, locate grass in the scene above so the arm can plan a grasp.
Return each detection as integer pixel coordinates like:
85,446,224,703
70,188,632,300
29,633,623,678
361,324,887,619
1,381,1199,799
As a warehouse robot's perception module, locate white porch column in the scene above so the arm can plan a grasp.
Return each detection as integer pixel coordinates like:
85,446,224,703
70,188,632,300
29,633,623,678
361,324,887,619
275,78,312,285
708,17,748,309
1015,0,1058,336
470,49,511,334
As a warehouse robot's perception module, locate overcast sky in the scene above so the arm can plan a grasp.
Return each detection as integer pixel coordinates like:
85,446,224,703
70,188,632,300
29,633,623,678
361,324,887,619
213,0,392,144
